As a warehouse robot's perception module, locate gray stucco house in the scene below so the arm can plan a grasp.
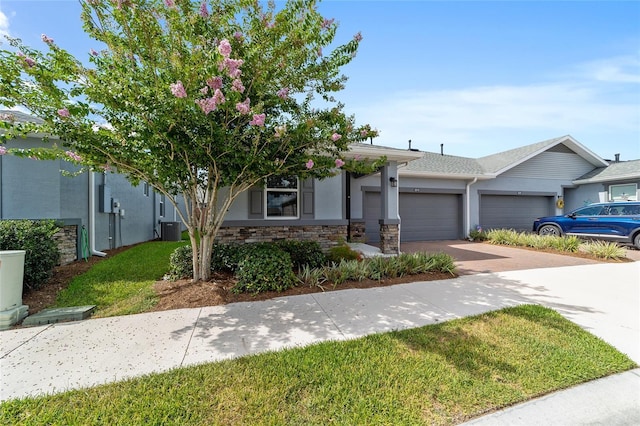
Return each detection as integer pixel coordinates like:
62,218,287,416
2,109,638,259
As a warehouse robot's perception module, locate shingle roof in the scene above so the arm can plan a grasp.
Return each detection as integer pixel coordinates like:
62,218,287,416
573,159,640,184
402,151,485,176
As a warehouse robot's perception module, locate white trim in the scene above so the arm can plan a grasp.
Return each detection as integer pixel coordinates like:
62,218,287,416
264,176,299,220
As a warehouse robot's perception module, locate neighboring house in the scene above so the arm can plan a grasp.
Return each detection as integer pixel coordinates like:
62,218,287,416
0,111,184,262
3,110,638,258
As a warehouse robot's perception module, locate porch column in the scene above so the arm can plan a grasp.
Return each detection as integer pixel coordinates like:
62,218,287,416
379,161,400,254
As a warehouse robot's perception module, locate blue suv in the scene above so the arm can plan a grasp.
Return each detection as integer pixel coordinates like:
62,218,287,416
533,202,640,249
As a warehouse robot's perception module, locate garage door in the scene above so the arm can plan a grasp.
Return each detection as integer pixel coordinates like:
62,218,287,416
480,195,553,232
364,192,462,242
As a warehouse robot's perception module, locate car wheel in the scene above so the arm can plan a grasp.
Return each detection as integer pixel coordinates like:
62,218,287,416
539,225,561,236
634,233,640,250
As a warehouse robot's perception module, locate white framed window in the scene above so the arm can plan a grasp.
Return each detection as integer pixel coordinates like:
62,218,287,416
143,182,150,197
265,175,299,219
609,183,637,201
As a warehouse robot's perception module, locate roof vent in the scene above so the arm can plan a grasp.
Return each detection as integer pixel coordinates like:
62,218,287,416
615,153,620,163
440,143,444,156
408,139,419,152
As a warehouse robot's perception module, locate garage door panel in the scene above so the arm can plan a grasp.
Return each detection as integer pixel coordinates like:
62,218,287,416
480,195,552,232
364,192,462,242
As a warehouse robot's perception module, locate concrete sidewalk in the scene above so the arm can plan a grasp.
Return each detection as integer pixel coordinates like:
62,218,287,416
1,262,639,424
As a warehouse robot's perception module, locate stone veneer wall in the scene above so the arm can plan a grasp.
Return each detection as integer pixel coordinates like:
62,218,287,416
379,223,399,255
216,225,347,251
53,225,78,265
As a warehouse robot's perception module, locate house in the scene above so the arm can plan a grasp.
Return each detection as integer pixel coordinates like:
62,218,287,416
2,109,638,259
350,135,639,246
0,110,184,263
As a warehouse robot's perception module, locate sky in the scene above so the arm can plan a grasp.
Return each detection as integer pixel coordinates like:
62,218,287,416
1,0,639,161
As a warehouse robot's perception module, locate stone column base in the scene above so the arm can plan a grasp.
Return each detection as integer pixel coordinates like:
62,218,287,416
379,222,399,255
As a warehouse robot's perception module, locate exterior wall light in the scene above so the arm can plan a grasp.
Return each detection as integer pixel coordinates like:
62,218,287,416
389,177,398,187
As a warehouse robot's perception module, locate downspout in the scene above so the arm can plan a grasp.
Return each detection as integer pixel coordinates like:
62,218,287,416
465,177,478,237
88,171,107,257
345,171,351,240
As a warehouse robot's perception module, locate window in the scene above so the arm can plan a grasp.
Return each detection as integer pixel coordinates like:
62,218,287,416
609,184,637,201
573,205,605,216
265,176,298,218
159,194,165,217
143,182,150,197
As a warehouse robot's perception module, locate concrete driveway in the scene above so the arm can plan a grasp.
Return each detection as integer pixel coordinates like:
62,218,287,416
400,240,640,275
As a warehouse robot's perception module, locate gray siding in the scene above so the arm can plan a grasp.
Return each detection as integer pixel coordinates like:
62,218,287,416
501,152,595,179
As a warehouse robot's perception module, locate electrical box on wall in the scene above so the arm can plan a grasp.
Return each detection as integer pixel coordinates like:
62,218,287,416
111,198,120,214
99,185,112,213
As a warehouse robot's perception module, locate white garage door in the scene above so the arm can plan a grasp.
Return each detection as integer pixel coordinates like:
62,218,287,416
364,192,462,242
480,195,553,232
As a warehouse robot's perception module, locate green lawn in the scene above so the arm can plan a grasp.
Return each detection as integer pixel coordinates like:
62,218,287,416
1,305,635,425
53,241,186,317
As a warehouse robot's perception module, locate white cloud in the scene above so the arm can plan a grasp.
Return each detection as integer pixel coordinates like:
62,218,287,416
579,54,640,83
0,9,9,38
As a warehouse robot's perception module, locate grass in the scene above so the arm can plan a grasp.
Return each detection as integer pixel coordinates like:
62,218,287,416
1,305,635,425
53,241,186,317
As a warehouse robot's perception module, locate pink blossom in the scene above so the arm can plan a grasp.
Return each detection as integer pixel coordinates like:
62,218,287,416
200,86,209,95
331,133,342,141
199,2,209,17
41,34,54,44
101,164,112,172
65,150,82,162
233,31,243,41
206,76,223,90
195,97,217,115
218,39,232,58
231,79,245,93
57,108,70,118
170,81,187,98
321,18,335,29
0,146,7,156
90,48,99,56
266,22,274,29
354,32,363,42
360,129,368,137
24,56,36,67
305,159,314,169
164,0,175,7
335,158,345,168
249,113,265,127
219,58,243,78
236,98,250,114
276,87,289,99
212,88,225,105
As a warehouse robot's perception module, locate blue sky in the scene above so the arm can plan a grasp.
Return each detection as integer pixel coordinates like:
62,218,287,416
1,0,639,160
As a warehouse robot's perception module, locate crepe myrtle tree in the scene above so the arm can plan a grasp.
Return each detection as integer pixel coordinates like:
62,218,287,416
0,0,380,282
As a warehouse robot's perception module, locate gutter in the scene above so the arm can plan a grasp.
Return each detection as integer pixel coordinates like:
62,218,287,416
88,171,107,257
465,177,478,236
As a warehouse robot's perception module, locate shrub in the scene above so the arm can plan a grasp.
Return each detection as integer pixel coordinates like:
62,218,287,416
275,240,326,269
211,243,241,272
0,220,60,293
582,241,627,260
233,244,296,293
468,228,488,242
327,244,361,263
167,245,193,280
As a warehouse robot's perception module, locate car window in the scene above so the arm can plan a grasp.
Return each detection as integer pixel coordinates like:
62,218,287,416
573,206,604,216
621,205,640,215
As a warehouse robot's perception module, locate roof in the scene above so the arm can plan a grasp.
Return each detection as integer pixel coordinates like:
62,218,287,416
573,159,640,184
401,151,486,179
400,135,612,180
346,143,424,163
475,135,608,174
